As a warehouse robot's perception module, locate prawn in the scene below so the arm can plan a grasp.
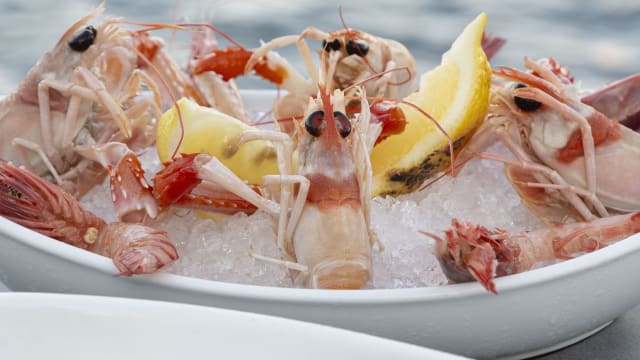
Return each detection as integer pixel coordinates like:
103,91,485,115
153,52,378,288
454,57,640,225
424,212,640,293
0,160,177,275
0,4,163,198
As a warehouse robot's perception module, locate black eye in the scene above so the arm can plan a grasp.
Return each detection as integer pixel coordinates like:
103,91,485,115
334,111,351,138
305,110,324,137
68,25,97,52
513,83,542,112
346,40,369,57
322,38,341,52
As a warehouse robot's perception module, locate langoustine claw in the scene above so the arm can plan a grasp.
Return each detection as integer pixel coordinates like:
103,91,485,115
77,142,158,223
152,153,259,215
424,212,640,293
0,160,178,275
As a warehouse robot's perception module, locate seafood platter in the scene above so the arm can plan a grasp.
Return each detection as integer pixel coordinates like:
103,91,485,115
2,3,640,359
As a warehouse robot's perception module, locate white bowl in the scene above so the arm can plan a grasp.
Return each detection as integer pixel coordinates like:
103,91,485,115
2,215,640,359
0,292,461,359
3,90,640,358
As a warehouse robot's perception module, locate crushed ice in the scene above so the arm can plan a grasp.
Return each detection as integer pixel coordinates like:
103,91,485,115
81,141,541,289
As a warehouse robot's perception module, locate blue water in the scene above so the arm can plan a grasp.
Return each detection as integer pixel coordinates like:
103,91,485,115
0,0,638,94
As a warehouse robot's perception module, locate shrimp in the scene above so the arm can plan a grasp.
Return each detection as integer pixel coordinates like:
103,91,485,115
252,25,415,128
0,160,178,275
154,52,378,288
0,5,228,222
192,16,503,132
189,13,416,134
0,4,167,197
456,57,640,225
281,82,375,289
424,212,640,293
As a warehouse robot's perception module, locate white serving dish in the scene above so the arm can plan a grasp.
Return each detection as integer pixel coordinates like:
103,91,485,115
2,90,640,359
0,292,460,359
2,215,640,359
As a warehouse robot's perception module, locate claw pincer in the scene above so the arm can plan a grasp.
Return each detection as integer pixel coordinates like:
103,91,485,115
77,142,158,223
153,153,203,208
152,153,258,214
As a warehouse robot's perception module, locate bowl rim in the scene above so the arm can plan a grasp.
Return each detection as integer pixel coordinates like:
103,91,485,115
2,215,639,304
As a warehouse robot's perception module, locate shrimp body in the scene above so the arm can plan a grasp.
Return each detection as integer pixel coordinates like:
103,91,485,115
293,203,371,289
428,212,640,293
292,92,372,288
153,84,377,288
0,160,177,275
464,57,640,224
0,4,163,197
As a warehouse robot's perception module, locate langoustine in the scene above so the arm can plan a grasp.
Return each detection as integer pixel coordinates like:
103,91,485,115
149,52,379,288
456,57,640,225
0,5,253,202
0,4,162,197
279,83,377,289
189,15,417,136
191,15,503,136
425,212,640,293
0,160,177,275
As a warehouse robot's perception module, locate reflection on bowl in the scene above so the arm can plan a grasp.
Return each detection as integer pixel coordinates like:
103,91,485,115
0,292,462,359
2,215,640,359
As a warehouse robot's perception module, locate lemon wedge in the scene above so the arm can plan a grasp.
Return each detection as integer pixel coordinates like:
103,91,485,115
370,13,491,196
156,98,279,184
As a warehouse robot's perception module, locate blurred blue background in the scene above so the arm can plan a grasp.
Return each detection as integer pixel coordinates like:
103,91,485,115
0,0,638,94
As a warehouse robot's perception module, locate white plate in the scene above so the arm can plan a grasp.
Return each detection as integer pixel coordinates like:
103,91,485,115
2,91,640,359
0,292,460,360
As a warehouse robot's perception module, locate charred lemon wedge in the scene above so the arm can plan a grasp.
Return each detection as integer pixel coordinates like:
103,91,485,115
156,98,279,184
370,13,491,196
